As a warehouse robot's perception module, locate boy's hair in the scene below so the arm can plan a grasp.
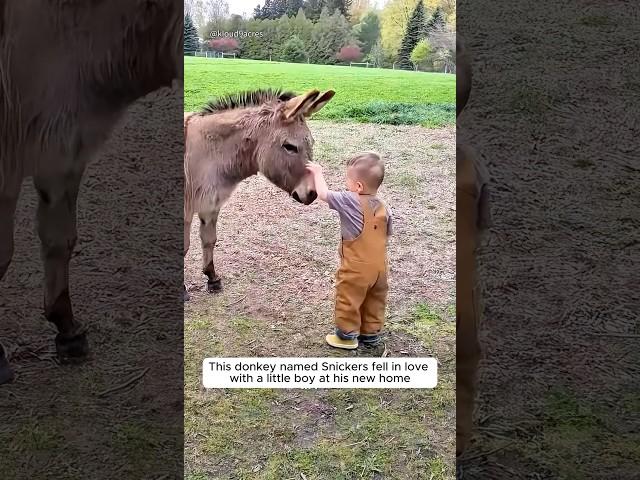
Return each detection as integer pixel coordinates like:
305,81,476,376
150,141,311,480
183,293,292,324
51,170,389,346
347,152,385,190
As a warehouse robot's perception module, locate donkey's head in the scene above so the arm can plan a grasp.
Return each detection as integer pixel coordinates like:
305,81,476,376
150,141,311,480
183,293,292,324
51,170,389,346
256,90,335,205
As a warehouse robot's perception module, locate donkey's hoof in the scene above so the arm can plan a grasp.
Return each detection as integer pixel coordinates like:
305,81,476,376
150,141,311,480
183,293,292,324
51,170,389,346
207,278,222,293
0,346,15,385
55,332,89,364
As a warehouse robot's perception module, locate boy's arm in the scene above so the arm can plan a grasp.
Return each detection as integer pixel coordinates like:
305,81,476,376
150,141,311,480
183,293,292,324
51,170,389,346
306,162,329,202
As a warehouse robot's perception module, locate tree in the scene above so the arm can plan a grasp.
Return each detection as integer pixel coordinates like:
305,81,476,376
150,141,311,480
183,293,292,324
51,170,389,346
410,38,431,70
325,0,352,18
184,12,200,54
308,8,354,64
253,4,263,19
337,44,363,62
349,0,373,24
262,0,273,18
424,6,446,36
303,0,323,21
282,35,308,62
396,0,425,69
367,39,385,67
355,11,380,55
228,14,244,31
271,0,288,18
380,0,419,60
290,9,314,47
189,0,230,36
285,0,305,16
209,37,239,53
432,47,454,73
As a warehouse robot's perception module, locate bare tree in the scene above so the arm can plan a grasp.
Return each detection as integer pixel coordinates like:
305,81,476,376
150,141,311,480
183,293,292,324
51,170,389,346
188,0,230,30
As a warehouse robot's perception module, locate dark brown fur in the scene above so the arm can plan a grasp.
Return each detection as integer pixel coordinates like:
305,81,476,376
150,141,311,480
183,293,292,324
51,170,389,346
0,1,182,380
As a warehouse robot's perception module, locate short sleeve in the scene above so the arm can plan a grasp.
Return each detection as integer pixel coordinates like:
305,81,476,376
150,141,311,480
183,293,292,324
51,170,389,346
327,190,353,213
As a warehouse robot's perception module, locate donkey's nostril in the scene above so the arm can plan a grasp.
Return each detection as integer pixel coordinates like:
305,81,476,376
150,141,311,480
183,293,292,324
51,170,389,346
292,191,301,203
307,190,318,204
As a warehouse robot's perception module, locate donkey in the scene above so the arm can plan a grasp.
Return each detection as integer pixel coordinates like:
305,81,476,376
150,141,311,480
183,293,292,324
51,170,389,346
0,1,182,384
456,35,492,457
183,88,335,300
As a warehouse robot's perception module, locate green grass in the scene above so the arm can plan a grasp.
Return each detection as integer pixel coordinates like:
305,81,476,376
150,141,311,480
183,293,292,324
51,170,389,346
185,388,453,480
184,57,455,127
393,303,456,349
503,388,640,479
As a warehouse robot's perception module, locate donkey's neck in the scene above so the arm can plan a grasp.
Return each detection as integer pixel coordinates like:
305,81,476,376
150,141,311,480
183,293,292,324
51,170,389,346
203,109,262,184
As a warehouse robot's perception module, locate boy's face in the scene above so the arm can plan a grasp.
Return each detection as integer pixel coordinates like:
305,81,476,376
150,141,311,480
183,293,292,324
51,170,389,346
346,167,365,193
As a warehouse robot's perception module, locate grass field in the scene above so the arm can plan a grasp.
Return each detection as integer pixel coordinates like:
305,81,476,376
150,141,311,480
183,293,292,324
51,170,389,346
184,57,456,128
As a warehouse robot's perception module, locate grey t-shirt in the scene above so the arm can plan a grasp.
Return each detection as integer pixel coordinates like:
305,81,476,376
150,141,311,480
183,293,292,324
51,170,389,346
326,191,393,240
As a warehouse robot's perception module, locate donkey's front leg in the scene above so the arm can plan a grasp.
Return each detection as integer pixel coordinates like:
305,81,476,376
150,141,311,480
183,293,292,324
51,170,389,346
199,209,222,293
34,170,89,362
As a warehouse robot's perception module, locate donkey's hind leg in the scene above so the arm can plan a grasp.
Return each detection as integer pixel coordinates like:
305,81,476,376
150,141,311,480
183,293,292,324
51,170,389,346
0,182,21,384
34,169,88,362
199,209,222,293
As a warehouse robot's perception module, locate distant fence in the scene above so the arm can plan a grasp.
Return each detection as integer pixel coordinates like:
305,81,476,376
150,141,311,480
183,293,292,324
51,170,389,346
350,62,372,68
185,51,237,58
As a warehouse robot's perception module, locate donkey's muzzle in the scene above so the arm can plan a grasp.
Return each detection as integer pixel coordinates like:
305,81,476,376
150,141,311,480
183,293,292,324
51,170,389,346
292,190,317,205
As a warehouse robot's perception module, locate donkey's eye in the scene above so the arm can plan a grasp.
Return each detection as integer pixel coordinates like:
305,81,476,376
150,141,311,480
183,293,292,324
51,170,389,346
283,143,298,153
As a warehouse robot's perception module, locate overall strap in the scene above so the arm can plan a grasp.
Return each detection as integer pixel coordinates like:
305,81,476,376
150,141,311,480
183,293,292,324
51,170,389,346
358,194,375,226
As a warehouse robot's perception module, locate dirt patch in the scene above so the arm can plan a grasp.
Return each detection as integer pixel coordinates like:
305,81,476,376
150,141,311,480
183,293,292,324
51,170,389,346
184,121,455,356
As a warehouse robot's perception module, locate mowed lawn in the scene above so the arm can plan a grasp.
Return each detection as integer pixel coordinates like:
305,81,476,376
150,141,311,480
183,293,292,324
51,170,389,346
184,57,456,127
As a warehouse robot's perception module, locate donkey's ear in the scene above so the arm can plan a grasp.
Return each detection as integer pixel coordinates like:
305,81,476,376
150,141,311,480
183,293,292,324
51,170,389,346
283,90,321,120
303,90,335,117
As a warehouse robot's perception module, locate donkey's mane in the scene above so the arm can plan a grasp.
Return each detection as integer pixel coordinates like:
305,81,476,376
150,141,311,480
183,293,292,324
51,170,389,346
200,88,297,114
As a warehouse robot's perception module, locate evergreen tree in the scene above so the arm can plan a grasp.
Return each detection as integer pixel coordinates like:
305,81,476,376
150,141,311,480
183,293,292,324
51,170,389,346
303,0,323,21
290,9,314,47
308,8,354,64
184,12,200,54
356,11,380,55
325,0,351,18
262,0,273,19
282,35,308,62
424,6,446,36
285,0,305,17
253,4,263,19
271,0,288,18
367,39,384,67
396,0,425,70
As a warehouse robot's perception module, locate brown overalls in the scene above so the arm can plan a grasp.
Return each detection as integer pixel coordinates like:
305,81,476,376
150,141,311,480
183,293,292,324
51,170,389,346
456,144,491,455
334,194,388,338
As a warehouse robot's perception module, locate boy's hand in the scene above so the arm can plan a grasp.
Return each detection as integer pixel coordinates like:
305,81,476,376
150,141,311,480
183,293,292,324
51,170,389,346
306,162,323,177
305,162,329,202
